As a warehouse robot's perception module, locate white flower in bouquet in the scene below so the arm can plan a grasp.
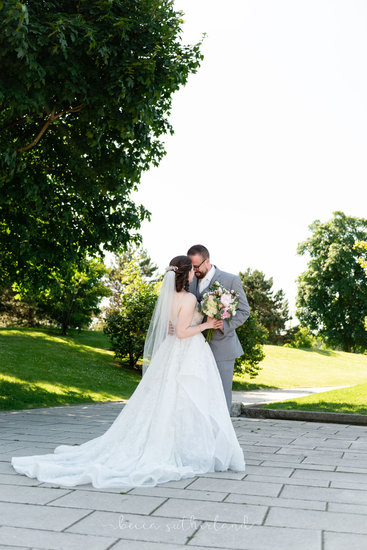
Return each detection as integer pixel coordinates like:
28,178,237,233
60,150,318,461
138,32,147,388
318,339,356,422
198,281,240,342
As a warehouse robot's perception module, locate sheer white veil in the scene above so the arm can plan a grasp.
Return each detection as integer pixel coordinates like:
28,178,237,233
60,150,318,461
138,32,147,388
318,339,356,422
142,266,177,376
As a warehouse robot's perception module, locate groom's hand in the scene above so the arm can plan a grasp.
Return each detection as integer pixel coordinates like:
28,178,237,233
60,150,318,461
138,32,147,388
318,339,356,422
168,321,175,335
216,320,224,332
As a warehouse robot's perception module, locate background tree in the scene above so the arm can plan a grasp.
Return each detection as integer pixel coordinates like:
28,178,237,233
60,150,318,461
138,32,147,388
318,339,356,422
354,240,367,276
0,285,43,328
283,326,314,349
103,260,159,369
10,257,111,335
354,239,367,332
109,244,159,281
239,268,290,344
234,311,268,378
296,211,367,352
105,246,159,311
0,0,203,291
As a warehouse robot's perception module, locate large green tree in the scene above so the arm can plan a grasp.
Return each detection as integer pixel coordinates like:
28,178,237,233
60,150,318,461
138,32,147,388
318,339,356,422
239,268,290,344
354,239,367,332
296,211,367,352
354,240,367,276
4,256,111,334
0,0,203,289
31,257,111,335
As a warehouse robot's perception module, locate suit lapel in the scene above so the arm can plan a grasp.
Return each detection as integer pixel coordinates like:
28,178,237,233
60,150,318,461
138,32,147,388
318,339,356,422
208,266,224,289
197,265,223,300
195,275,200,299
190,275,200,300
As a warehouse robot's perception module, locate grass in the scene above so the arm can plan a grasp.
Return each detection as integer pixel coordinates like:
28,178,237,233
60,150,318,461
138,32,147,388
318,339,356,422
0,326,141,411
233,345,367,390
255,382,367,415
1,328,367,414
232,345,367,416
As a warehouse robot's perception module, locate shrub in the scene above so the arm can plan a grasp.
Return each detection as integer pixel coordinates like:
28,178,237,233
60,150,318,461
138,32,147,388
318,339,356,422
234,312,268,378
103,261,159,369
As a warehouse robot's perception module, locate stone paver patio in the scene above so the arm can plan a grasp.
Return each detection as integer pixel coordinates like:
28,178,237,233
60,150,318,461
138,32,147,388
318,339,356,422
1,401,367,549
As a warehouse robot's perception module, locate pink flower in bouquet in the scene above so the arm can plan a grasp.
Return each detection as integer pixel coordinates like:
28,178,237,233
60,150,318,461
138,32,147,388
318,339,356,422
197,281,240,343
221,309,231,319
220,294,231,307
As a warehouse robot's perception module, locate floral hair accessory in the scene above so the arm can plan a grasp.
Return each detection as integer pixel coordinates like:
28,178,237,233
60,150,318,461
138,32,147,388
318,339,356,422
165,265,178,272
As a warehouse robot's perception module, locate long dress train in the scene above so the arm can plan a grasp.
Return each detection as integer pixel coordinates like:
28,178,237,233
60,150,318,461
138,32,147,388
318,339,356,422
11,306,246,488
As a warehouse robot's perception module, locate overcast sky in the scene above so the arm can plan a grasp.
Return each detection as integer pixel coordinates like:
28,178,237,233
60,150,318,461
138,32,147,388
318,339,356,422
104,0,367,320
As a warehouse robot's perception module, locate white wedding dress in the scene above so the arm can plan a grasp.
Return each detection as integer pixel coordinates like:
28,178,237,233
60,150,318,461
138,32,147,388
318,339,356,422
11,304,246,488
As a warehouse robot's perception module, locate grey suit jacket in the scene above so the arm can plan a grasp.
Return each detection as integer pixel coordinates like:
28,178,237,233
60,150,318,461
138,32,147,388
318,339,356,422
189,265,250,362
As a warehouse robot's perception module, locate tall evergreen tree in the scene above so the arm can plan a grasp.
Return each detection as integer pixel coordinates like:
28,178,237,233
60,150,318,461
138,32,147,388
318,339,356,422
239,269,290,344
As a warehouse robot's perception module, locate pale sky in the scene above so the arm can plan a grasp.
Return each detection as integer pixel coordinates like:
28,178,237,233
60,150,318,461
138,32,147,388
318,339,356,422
104,0,367,321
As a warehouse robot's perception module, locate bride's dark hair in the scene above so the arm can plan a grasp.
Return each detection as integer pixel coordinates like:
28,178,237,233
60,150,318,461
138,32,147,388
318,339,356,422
169,255,192,292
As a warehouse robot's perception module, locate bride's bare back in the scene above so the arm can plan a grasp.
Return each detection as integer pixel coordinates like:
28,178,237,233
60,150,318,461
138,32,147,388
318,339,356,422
171,290,215,339
171,290,196,324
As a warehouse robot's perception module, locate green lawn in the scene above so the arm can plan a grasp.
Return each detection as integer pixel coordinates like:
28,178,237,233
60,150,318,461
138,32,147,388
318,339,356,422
1,328,367,414
233,345,367,415
233,344,367,389
255,382,367,415
0,327,141,411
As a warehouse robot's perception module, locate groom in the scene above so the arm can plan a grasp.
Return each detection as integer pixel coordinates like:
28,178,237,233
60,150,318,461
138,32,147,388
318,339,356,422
187,244,250,416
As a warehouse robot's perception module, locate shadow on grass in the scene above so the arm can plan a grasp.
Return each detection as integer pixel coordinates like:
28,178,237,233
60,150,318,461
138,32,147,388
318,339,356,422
0,380,106,410
232,381,280,391
256,400,367,415
299,348,334,356
0,328,142,411
0,326,112,351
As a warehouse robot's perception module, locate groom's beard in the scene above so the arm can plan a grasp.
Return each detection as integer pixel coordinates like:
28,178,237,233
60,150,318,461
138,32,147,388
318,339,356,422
195,269,209,279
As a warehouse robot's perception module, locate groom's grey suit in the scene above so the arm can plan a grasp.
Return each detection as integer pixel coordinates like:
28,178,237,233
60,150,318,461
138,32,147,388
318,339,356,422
189,266,250,415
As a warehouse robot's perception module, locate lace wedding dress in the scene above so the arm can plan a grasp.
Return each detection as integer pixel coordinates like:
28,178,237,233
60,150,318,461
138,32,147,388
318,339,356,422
11,304,246,488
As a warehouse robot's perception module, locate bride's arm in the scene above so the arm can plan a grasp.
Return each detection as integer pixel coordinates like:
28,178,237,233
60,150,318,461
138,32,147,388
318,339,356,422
176,294,218,339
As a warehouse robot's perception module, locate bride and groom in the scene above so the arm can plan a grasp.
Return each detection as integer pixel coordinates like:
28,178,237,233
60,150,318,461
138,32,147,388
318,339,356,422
11,244,251,488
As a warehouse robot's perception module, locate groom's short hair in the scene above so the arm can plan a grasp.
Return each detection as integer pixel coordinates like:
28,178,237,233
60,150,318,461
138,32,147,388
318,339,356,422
187,244,209,259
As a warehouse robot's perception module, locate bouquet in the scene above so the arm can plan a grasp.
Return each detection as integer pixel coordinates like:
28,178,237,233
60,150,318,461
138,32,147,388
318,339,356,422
198,281,240,342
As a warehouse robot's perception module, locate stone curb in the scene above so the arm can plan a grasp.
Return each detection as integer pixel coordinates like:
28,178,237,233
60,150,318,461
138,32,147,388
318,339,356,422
238,403,367,425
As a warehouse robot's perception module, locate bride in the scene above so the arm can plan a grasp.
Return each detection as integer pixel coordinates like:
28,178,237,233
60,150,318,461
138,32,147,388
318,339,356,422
11,255,246,488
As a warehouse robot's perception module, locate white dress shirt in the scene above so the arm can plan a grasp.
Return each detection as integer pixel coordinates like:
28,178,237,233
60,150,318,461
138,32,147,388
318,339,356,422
199,265,216,293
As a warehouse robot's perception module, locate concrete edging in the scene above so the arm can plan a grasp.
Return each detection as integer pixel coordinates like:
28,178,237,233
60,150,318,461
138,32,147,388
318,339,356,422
239,404,367,425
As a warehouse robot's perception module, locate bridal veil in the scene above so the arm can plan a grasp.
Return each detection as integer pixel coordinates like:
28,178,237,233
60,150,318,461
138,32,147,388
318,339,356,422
142,267,177,376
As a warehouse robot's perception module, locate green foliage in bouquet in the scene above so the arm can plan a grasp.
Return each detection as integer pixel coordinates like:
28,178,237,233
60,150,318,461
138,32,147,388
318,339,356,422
198,281,239,342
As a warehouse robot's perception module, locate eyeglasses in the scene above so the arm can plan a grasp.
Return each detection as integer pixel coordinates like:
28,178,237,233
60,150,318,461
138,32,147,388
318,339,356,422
192,259,206,270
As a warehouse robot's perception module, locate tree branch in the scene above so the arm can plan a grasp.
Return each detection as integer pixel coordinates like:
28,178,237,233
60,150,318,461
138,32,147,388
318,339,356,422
17,103,84,154
2,115,36,133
